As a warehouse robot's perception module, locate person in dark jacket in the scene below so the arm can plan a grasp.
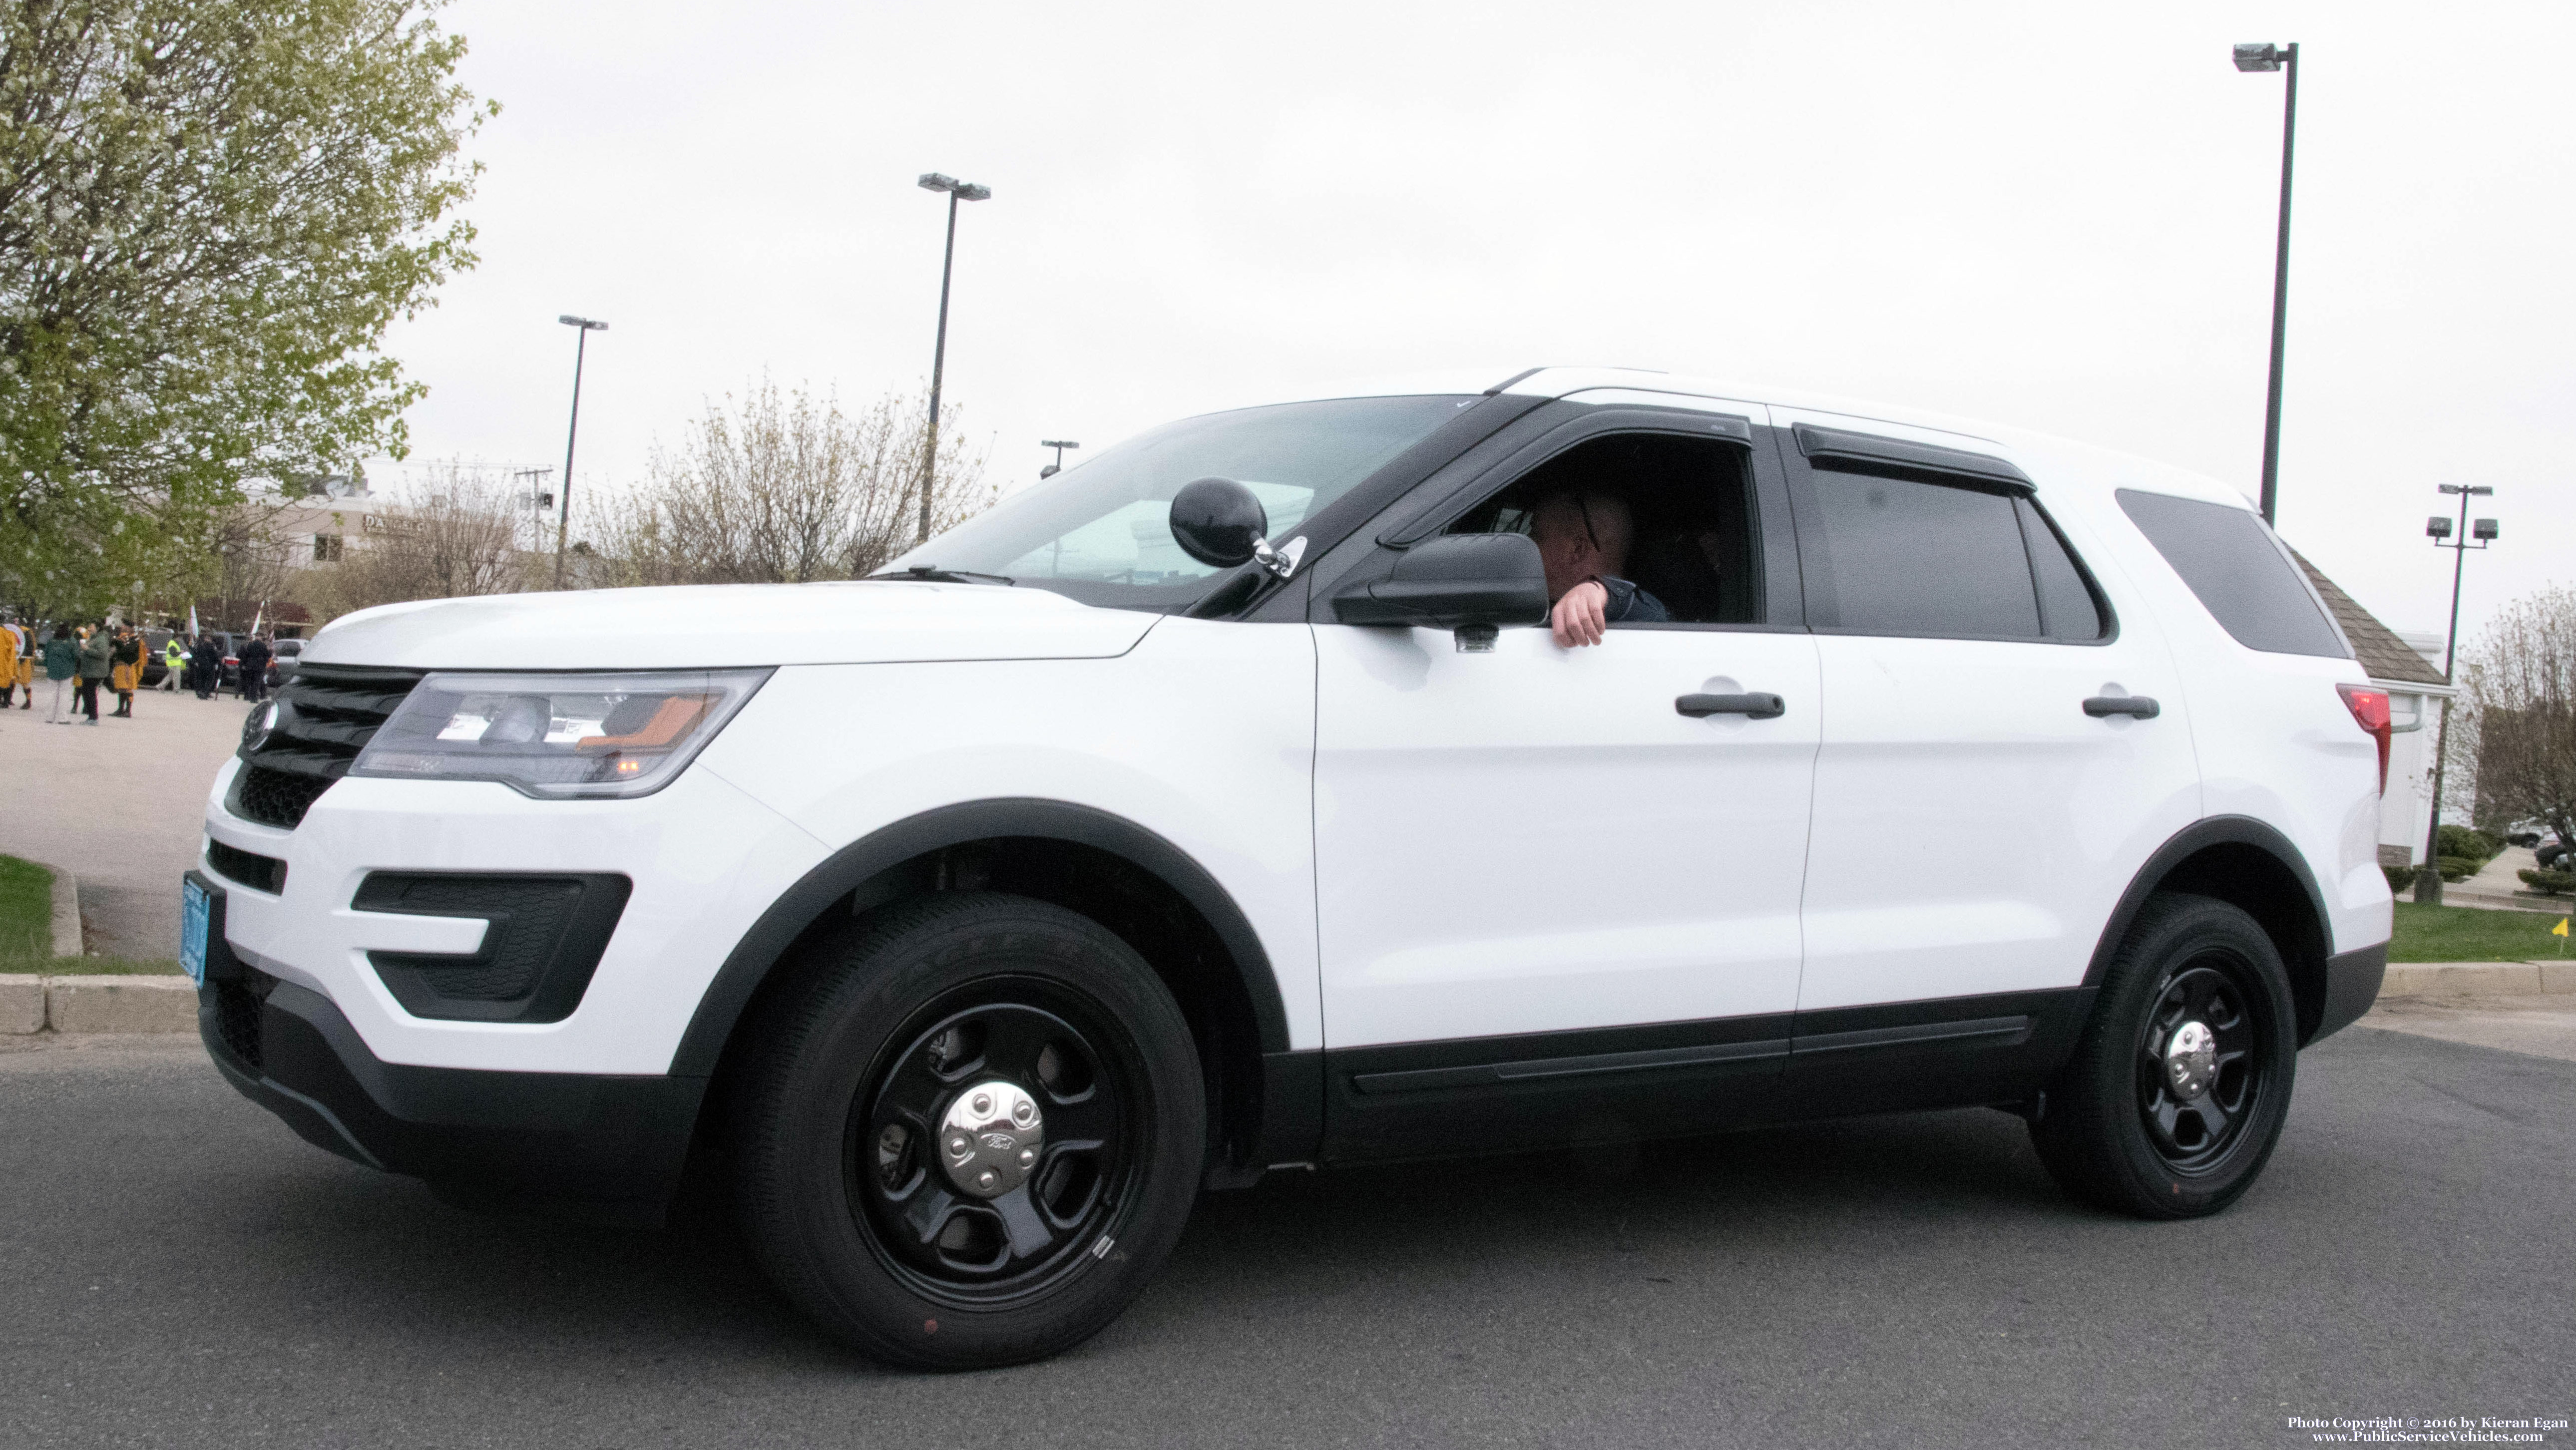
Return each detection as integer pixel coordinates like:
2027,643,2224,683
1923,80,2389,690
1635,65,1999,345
41,626,78,723
74,623,111,725
1529,490,1669,647
236,634,271,704
190,634,222,700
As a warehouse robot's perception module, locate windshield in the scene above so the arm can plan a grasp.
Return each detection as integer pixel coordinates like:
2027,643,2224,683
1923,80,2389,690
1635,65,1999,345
885,394,1476,609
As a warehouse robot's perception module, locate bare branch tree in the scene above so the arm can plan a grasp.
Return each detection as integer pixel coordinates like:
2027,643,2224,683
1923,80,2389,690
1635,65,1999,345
2456,586,2576,848
295,465,528,621
587,380,989,588
205,500,305,631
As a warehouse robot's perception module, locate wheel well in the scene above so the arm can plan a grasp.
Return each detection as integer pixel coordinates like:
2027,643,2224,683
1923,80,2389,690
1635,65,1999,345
703,835,1271,1179
2146,842,2330,1043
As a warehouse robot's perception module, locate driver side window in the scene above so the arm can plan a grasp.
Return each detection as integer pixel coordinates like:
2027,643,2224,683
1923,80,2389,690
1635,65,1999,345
1443,431,1764,626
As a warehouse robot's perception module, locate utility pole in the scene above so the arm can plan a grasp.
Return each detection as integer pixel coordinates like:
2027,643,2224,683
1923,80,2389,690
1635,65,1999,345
511,467,556,555
2414,485,2498,905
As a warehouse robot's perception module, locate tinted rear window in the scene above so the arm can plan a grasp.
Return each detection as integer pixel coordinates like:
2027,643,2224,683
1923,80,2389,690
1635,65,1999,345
1805,469,2040,639
2116,489,2346,658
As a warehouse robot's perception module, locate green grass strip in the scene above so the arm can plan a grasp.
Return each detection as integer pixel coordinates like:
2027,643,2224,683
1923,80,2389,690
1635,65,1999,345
0,853,182,974
2390,901,2572,963
0,854,53,961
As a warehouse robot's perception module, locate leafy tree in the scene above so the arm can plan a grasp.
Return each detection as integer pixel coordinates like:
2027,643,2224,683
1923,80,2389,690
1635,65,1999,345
0,0,491,618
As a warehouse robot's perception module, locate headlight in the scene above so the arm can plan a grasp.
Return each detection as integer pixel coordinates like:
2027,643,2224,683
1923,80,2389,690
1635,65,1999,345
349,669,771,799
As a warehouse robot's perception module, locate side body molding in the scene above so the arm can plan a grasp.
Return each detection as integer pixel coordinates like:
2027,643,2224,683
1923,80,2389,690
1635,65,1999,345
2084,814,2343,1043
668,798,1291,1077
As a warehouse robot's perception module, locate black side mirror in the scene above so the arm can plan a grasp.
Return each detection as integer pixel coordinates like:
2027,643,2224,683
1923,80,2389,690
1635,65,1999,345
1169,477,1269,568
1170,476,1300,579
1330,533,1549,629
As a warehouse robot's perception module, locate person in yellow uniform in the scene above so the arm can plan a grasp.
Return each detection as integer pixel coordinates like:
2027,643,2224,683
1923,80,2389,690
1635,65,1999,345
108,626,142,718
0,620,23,708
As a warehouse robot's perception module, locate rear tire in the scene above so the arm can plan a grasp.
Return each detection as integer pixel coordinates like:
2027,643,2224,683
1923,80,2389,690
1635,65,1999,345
2031,893,2298,1219
732,892,1205,1370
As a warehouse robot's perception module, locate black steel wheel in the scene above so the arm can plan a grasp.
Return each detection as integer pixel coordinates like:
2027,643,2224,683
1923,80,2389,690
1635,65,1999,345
2031,893,2298,1219
733,892,1204,1370
854,989,1135,1306
2132,961,2268,1172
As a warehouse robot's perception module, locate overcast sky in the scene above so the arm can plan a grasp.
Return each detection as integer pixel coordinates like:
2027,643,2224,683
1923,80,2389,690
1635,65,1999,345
376,0,2574,650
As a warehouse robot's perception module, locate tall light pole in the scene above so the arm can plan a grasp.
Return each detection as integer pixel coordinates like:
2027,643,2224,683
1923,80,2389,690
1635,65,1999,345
2413,485,2499,905
554,315,608,589
1039,439,1080,479
2233,41,2299,526
914,173,992,545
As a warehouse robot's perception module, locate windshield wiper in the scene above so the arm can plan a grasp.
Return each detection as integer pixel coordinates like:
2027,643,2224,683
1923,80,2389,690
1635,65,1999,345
867,566,1015,586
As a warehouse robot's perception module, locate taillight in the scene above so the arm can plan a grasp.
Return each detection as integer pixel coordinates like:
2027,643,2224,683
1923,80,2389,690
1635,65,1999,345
2338,683,2392,795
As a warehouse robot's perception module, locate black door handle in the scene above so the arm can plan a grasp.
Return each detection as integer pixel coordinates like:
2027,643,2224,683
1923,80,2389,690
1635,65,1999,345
2083,696,2160,719
1677,693,1785,720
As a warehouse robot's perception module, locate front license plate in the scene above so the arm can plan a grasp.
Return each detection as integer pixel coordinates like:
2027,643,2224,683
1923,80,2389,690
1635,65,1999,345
180,877,210,987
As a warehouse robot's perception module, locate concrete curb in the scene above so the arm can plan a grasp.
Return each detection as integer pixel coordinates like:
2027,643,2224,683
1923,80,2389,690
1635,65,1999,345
2380,961,2576,998
35,858,83,957
0,973,39,1033
0,973,196,1035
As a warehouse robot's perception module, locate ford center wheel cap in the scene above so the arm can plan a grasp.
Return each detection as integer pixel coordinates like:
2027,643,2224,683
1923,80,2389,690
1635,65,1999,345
938,1081,1044,1199
2164,1020,2218,1100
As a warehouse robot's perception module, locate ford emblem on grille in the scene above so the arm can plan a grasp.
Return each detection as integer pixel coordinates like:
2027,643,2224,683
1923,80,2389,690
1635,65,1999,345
241,701,281,753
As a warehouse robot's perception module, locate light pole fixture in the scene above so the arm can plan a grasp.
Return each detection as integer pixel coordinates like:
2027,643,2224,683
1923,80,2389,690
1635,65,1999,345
554,315,609,589
2233,40,2299,527
914,172,993,545
1039,439,1080,479
2414,483,2498,905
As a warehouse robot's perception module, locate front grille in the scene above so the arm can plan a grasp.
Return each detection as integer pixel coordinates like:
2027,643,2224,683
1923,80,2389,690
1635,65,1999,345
213,970,274,1071
206,838,288,895
354,872,632,1024
229,664,425,829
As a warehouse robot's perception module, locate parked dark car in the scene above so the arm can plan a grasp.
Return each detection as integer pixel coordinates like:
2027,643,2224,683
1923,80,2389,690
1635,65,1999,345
140,628,175,687
265,637,305,689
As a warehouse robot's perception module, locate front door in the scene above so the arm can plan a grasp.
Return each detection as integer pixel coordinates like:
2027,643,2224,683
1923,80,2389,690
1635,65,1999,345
1306,407,1821,1156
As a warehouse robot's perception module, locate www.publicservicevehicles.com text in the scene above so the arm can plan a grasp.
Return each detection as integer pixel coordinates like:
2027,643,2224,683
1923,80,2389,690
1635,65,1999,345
2288,1417,2568,1445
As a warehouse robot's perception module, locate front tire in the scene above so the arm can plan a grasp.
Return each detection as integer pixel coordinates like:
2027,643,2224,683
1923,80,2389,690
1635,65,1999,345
733,892,1205,1370
2031,893,2298,1219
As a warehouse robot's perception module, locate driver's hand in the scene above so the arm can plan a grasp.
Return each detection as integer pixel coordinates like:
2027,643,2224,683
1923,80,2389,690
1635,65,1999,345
1551,580,1609,648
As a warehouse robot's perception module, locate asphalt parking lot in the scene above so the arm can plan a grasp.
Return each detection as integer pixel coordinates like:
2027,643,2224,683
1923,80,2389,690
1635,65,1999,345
3,1025,2568,1449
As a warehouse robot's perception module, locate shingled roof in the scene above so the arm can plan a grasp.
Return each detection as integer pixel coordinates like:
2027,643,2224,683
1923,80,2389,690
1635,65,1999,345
2290,549,2447,688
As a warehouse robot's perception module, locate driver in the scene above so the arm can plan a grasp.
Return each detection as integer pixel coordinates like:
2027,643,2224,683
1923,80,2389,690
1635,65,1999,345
1528,490,1668,647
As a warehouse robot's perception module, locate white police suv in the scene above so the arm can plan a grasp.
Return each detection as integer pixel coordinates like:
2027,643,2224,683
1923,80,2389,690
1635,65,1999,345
186,367,2394,1369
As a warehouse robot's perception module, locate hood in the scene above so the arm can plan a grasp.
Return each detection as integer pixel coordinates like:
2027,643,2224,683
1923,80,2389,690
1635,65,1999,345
301,581,1161,672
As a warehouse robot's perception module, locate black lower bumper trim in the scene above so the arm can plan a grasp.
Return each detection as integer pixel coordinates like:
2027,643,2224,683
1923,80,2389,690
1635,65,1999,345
200,975,707,1222
2309,941,2387,1045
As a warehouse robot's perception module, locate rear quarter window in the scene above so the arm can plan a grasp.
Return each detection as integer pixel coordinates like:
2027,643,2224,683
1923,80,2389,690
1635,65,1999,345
2115,489,2347,658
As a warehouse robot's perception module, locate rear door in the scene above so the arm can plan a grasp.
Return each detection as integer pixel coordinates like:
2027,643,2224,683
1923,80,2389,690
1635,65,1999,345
1777,412,2201,1063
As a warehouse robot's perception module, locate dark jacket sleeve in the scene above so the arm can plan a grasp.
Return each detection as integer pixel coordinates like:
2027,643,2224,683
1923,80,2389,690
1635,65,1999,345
1599,576,1671,624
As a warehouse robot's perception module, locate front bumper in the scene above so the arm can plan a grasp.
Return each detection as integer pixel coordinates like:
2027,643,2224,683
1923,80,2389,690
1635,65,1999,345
200,958,706,1222
203,754,828,1076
